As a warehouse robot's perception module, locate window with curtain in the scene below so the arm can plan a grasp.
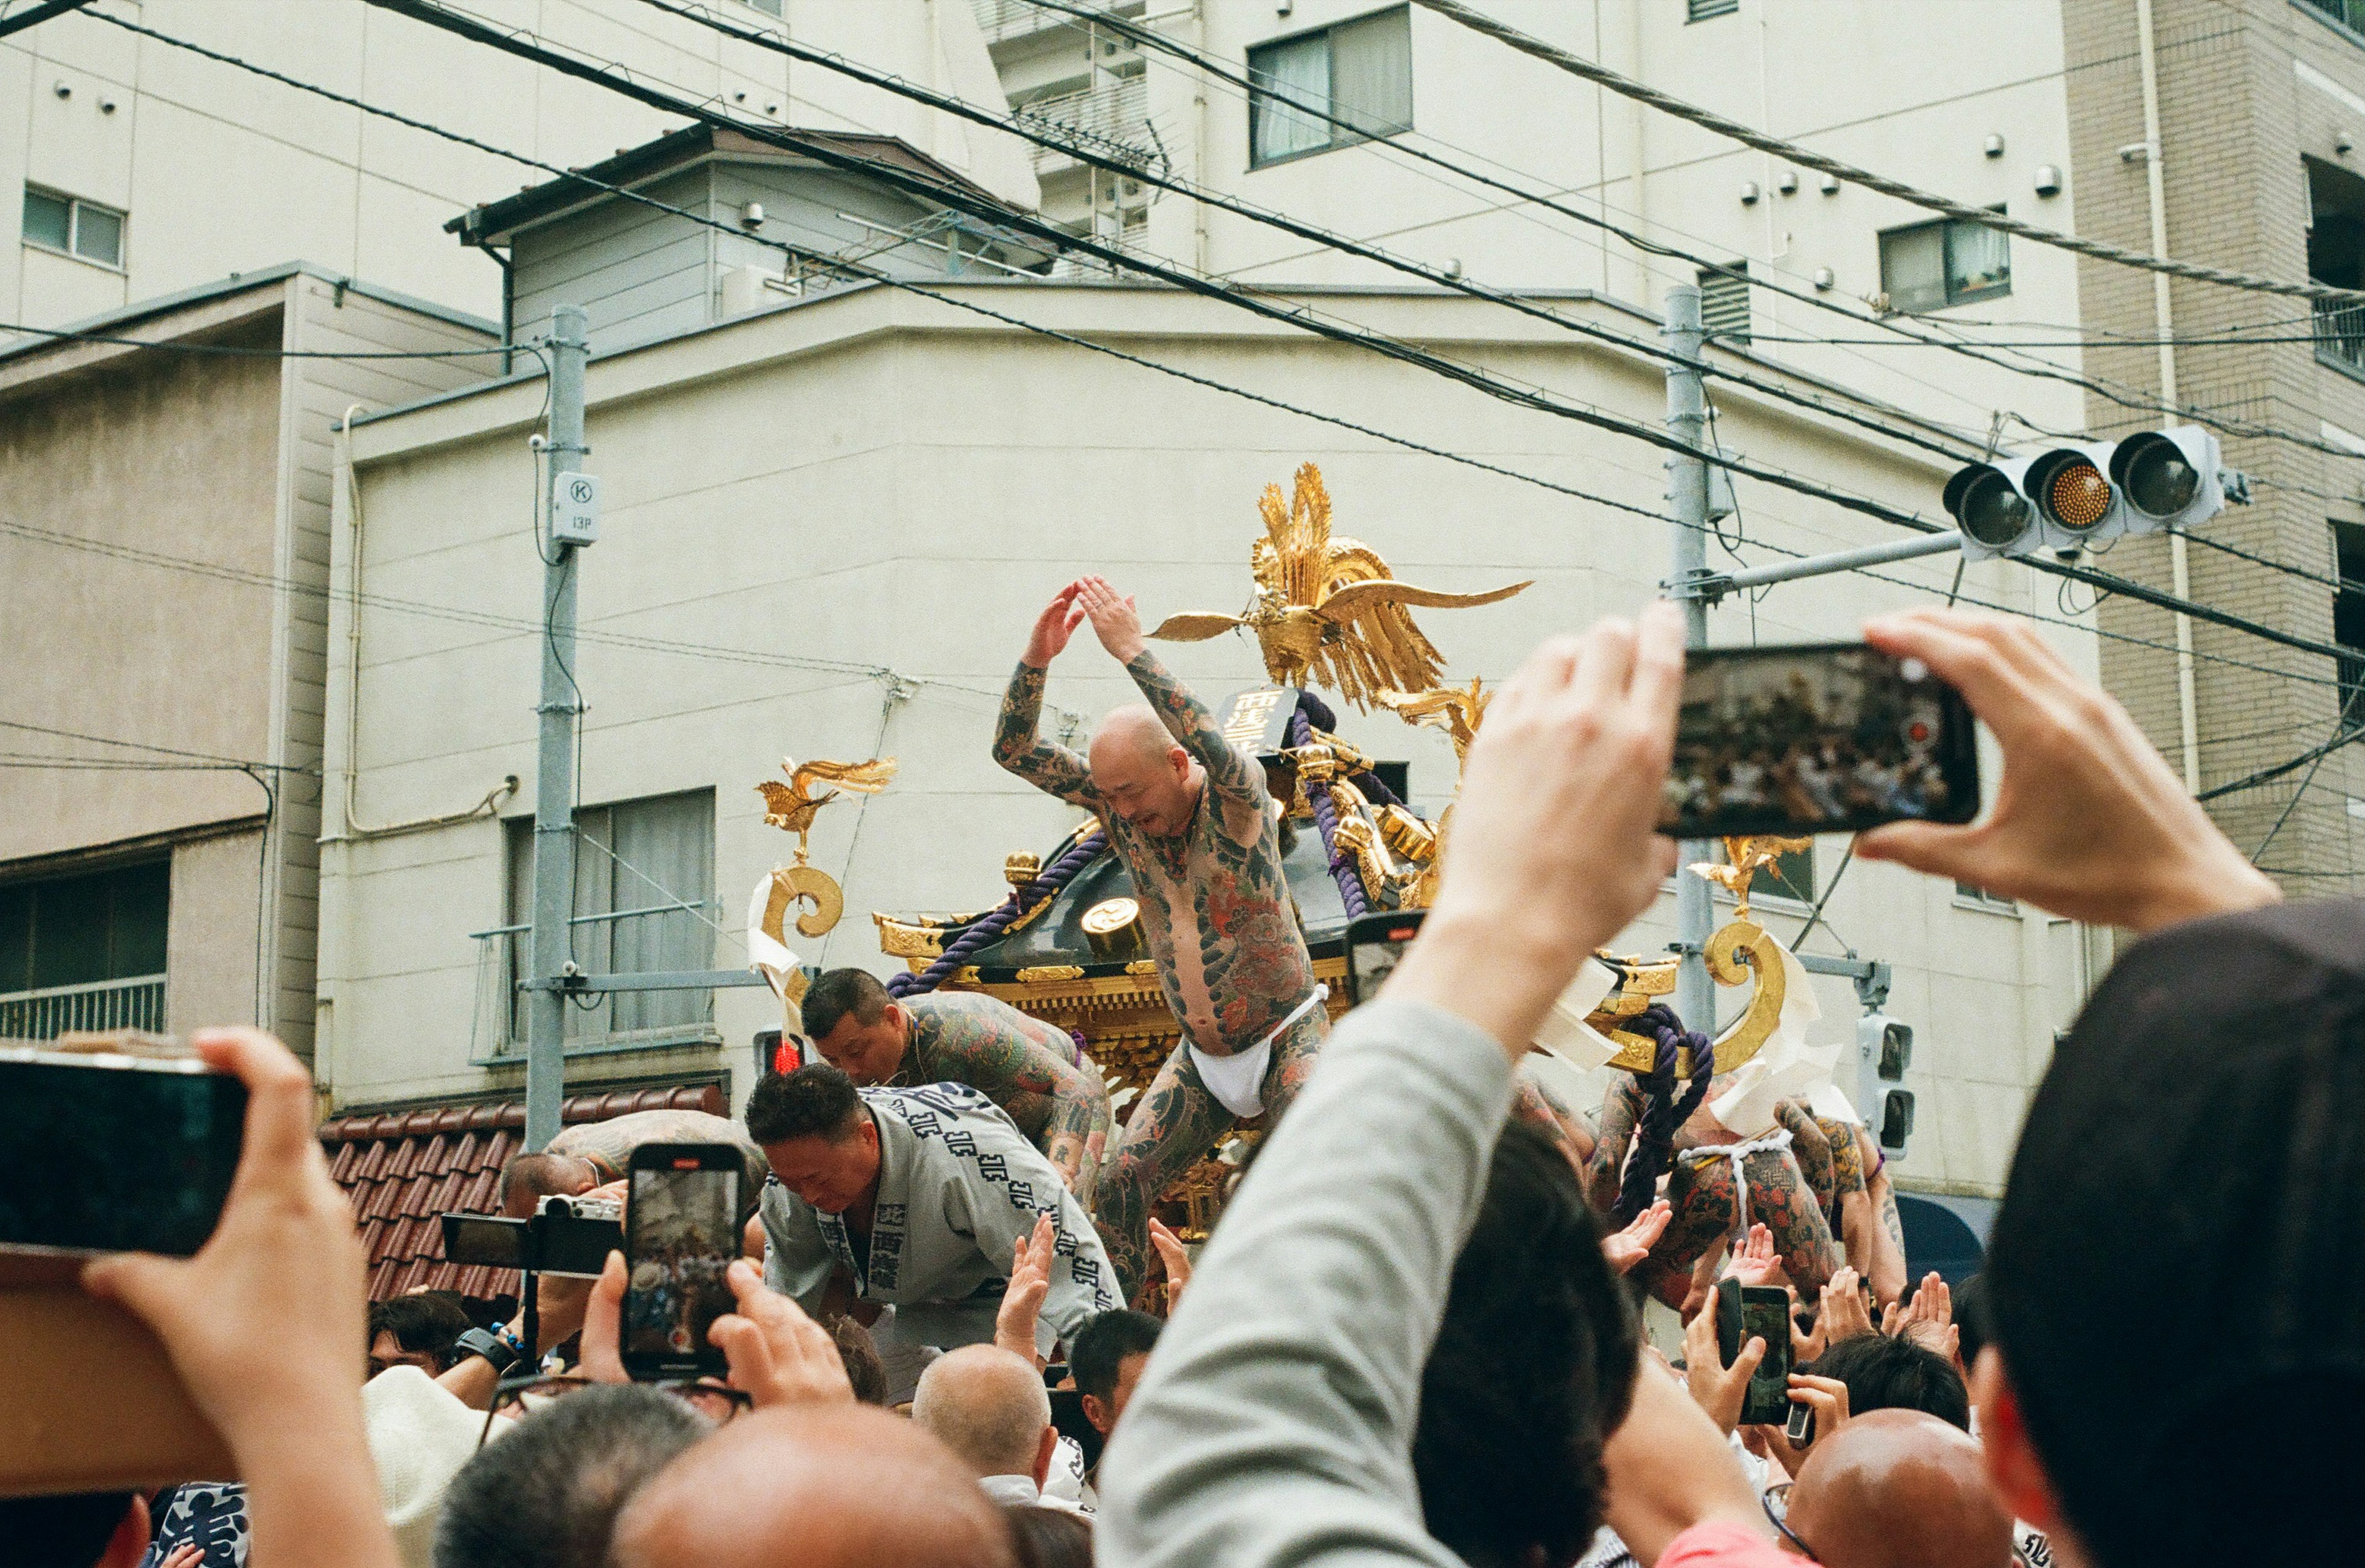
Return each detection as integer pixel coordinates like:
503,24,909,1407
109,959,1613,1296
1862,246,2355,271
1248,6,1412,167
504,790,714,1049
1878,212,2010,312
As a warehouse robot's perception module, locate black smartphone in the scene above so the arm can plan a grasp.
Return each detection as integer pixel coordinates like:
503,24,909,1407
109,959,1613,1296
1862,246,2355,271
1784,1398,1817,1449
1716,1278,1795,1428
1660,642,1979,839
622,1143,743,1380
1343,908,1426,1006
0,1043,246,1258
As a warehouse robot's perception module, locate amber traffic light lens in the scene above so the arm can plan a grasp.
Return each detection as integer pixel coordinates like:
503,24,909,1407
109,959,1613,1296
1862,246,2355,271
2047,462,2111,533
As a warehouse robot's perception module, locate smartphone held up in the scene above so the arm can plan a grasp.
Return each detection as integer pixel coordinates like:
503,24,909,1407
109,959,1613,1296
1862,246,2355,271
622,1143,743,1381
1659,641,1980,841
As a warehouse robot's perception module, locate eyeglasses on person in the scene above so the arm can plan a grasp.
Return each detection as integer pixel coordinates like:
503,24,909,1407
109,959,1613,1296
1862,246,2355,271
1762,1481,1818,1560
476,1373,753,1449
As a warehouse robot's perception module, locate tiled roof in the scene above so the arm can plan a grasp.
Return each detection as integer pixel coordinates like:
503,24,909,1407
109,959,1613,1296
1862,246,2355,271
322,1085,727,1302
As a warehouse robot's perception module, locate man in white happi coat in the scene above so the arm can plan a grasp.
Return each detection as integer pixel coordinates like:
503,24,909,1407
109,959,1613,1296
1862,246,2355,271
748,1062,1116,1372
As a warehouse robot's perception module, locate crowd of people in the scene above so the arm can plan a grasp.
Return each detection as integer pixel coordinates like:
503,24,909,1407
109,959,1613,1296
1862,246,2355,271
8,591,2355,1568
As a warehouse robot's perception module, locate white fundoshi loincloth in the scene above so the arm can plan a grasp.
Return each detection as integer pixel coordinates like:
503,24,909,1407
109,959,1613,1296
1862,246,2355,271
1188,985,1329,1118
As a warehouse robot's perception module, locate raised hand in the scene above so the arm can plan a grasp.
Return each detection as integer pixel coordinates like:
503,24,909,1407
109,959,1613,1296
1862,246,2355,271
1390,603,1686,1059
1884,1270,1960,1364
1816,1265,1875,1349
1075,575,1148,664
995,1214,1056,1365
1755,1372,1851,1477
708,1258,855,1408
1601,1197,1673,1275
1856,608,2278,933
1681,1287,1764,1437
1023,581,1090,668
1147,1216,1194,1312
1720,1222,1782,1289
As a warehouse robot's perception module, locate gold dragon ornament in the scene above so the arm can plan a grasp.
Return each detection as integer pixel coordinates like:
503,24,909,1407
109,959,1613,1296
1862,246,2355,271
1375,677,1490,908
754,756,899,938
1147,463,1532,711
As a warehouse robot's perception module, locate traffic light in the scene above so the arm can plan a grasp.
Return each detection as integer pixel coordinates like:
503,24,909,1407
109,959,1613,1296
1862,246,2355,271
1858,1013,1915,1156
1941,425,2236,560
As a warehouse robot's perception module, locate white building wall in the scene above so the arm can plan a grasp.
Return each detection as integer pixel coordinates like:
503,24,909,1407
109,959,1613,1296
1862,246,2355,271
324,280,2092,1192
1,0,1037,332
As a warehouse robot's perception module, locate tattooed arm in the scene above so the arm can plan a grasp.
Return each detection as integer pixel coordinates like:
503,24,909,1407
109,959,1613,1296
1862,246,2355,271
1585,1075,1644,1216
917,996,1114,1206
1075,575,1267,810
994,659,1101,809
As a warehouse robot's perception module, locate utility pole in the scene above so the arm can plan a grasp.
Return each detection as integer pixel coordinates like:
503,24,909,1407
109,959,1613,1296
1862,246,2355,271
1662,285,1715,1037
525,304,589,1152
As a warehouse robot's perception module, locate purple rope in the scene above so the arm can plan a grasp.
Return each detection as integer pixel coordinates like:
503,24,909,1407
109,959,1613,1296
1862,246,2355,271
887,830,1109,998
1288,700,1371,920
1292,688,1408,810
1610,1003,1717,1227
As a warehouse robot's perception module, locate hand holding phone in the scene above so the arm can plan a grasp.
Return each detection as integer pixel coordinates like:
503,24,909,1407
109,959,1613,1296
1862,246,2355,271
1715,1278,1796,1428
623,1144,743,1380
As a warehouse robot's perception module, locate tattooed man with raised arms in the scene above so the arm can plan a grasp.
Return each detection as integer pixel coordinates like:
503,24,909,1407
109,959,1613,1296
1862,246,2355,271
800,966,1114,1206
994,576,1327,1299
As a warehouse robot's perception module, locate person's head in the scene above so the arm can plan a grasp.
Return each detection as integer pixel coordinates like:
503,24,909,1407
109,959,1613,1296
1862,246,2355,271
912,1344,1058,1489
801,969,912,1086
825,1311,891,1405
1782,1408,2013,1568
433,1384,711,1568
1001,1505,1093,1568
607,1405,1017,1568
1806,1332,1970,1431
498,1150,600,1218
1069,1308,1162,1437
1086,705,1198,837
0,1492,145,1568
1978,902,2365,1568
369,1290,473,1377
743,1064,879,1213
1412,1120,1639,1568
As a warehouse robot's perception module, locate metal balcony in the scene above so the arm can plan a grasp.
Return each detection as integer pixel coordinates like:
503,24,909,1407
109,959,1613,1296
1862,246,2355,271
1016,75,1155,174
0,974,167,1040
2316,299,2365,379
971,0,1130,45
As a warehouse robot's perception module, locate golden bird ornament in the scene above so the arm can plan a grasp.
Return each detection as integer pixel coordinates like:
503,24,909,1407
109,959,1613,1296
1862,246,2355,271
1147,463,1530,711
756,755,899,863
1377,677,1492,767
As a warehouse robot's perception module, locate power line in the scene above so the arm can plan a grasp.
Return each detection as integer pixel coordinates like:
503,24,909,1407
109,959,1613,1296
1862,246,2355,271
0,319,516,359
1412,0,2365,307
0,716,311,772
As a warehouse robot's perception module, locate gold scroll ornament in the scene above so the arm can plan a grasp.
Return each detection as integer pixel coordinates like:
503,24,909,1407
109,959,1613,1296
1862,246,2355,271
753,754,898,937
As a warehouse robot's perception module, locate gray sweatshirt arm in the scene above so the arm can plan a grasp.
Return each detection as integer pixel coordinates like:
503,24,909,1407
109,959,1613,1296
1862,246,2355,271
1096,998,1516,1568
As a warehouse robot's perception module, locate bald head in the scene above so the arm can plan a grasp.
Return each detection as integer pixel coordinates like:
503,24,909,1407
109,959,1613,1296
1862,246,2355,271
607,1405,1015,1568
912,1344,1056,1482
1085,706,1198,837
1786,1409,2014,1568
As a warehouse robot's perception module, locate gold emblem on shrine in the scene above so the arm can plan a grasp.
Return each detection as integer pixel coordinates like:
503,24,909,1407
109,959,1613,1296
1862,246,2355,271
754,755,898,937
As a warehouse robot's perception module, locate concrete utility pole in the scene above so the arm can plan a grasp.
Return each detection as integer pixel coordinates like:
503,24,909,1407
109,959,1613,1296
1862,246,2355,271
1662,285,1715,1037
525,304,589,1152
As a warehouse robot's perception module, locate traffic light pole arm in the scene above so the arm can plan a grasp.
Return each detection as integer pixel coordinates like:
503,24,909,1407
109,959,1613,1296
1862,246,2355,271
1670,533,1964,606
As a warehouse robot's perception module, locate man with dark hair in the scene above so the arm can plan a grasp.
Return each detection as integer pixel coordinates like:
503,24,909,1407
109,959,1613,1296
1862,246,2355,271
1069,1309,1162,1443
799,968,1113,1203
748,1062,1116,1368
0,1492,147,1568
368,1292,472,1378
1413,1120,1641,1568
431,1384,711,1568
497,1108,766,1219
1806,1332,1970,1431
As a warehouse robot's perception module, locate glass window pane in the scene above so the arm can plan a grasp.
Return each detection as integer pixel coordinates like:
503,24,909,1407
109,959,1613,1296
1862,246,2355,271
1331,7,1413,140
1249,32,1330,164
73,203,123,266
22,187,70,250
30,870,112,990
108,861,170,977
1945,219,2009,301
0,884,33,994
607,792,711,1034
1879,223,1947,312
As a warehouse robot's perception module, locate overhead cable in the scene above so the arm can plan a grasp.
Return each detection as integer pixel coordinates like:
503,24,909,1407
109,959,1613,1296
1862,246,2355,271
0,320,517,358
1412,0,2365,306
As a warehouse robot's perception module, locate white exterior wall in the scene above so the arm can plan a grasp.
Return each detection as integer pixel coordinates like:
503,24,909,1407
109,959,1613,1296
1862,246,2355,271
323,279,2093,1193
1,0,1037,331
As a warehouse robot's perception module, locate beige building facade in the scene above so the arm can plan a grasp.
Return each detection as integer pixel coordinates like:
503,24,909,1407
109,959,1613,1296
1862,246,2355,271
0,264,495,1056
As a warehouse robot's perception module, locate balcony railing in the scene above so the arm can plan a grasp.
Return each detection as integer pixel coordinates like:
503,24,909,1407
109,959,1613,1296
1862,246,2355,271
0,974,167,1040
467,902,717,1061
2315,299,2365,378
1015,76,1155,174
970,0,1131,45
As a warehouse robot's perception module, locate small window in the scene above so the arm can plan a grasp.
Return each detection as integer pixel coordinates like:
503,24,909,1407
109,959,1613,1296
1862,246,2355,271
2334,520,2365,709
1248,6,1412,168
1878,213,2010,312
741,0,782,15
1688,0,1741,18
1954,881,2018,913
1699,262,1750,344
2302,0,2365,37
21,185,126,268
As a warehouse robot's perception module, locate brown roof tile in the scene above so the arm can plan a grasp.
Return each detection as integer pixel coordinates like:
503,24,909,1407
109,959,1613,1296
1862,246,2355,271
322,1083,726,1303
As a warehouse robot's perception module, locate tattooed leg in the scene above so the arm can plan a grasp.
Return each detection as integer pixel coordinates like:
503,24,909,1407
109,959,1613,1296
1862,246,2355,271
1774,1101,1837,1226
1742,1146,1839,1298
1586,1075,1644,1217
1095,1041,1235,1304
1250,1007,1328,1127
1642,1150,1739,1311
1512,1074,1595,1171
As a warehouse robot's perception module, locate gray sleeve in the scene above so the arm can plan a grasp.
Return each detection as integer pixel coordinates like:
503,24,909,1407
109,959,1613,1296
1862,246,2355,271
1096,999,1516,1568
758,1182,835,1311
939,1122,1119,1344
